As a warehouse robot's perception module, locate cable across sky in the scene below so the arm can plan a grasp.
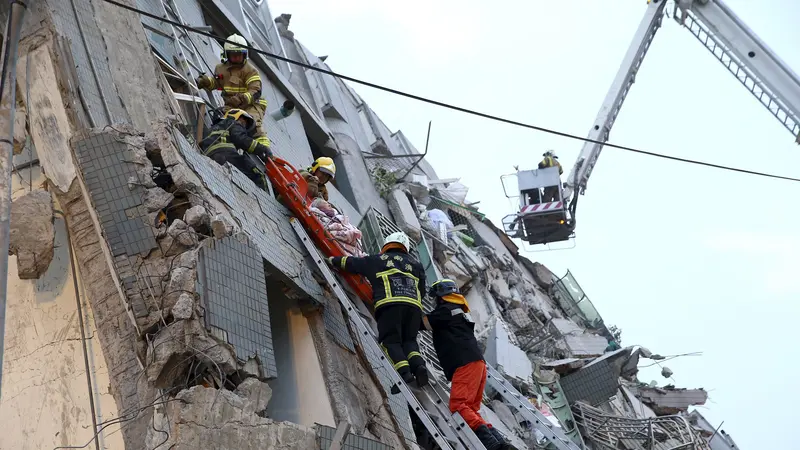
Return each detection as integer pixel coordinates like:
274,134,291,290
102,0,800,183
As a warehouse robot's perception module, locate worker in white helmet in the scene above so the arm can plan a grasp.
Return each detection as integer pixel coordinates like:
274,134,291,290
196,34,272,150
327,232,430,388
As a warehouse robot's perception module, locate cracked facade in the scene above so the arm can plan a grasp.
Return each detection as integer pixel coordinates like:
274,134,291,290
0,1,738,450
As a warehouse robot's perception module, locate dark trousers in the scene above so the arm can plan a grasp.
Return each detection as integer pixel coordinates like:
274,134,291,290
543,186,560,203
208,148,267,191
376,304,424,376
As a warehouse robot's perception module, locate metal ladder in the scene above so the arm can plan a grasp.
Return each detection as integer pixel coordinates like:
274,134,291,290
485,365,582,450
290,218,468,450
412,382,487,450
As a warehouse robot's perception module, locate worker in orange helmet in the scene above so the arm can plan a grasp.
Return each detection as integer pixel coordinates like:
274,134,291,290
423,279,514,450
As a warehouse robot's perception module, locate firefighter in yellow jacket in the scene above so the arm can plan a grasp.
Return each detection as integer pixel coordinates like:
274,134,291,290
538,150,563,202
196,34,271,149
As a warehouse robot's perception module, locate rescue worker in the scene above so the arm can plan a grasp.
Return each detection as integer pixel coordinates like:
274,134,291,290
196,34,272,149
538,150,563,203
300,157,336,201
199,108,272,190
422,279,513,450
326,232,429,388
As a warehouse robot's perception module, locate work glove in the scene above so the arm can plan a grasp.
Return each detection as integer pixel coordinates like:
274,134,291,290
325,257,334,267
253,143,272,161
226,95,243,109
195,75,212,90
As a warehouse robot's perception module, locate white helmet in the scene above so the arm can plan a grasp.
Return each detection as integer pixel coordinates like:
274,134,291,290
223,34,248,62
383,231,411,252
543,150,558,159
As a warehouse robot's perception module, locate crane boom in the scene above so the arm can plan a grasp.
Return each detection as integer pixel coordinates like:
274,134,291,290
564,0,800,205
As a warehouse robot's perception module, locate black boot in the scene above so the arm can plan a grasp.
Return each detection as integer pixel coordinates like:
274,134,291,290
488,426,515,450
414,365,429,388
390,371,416,394
473,424,503,450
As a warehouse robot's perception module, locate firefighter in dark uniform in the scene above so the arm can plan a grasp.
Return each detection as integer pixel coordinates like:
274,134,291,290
538,150,563,203
423,279,514,450
199,108,272,190
327,231,429,388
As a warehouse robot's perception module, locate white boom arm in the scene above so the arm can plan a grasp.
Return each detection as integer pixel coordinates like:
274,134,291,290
564,0,800,202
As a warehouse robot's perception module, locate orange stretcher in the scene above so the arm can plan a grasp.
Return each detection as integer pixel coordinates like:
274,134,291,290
264,157,373,304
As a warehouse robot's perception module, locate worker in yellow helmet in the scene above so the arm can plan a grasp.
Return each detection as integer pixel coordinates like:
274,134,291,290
199,108,271,191
538,150,563,203
196,34,272,150
300,157,336,200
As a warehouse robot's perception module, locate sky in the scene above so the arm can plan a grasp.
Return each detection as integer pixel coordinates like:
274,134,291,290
266,1,800,448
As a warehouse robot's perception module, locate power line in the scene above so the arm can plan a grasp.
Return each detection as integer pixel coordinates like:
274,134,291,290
103,0,800,183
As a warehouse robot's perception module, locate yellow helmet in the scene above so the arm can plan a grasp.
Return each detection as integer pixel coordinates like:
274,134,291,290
224,108,255,132
311,157,336,179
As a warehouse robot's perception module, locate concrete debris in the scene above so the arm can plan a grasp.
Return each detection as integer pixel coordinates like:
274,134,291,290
165,267,196,311
146,319,238,388
211,214,235,239
541,358,585,374
551,318,608,357
386,188,422,242
506,308,534,331
168,219,198,247
9,190,54,279
661,366,674,378
171,292,195,320
488,268,512,300
184,205,211,232
143,187,174,213
628,384,708,416
528,261,557,290
234,377,273,415
149,385,317,450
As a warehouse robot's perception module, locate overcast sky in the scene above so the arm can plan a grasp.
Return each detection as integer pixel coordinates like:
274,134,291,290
266,1,800,448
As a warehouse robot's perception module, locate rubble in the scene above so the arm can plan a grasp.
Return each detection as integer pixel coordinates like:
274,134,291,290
9,190,55,279
142,186,174,212
184,205,211,232
171,292,195,320
211,214,234,238
386,188,422,241
628,384,709,415
148,385,317,450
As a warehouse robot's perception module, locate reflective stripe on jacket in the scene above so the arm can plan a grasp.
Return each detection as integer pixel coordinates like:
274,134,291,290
331,250,426,310
199,117,260,156
200,61,268,115
538,156,563,175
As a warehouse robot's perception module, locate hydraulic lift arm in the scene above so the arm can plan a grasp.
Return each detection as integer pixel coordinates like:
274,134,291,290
563,0,800,206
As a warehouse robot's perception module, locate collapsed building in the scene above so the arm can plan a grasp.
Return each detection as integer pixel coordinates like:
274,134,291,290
0,0,739,449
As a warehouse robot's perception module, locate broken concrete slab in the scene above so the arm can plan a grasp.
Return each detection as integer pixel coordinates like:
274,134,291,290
386,188,421,242
143,186,174,213
184,205,210,232
235,377,273,416
171,292,194,320
167,219,198,248
165,266,196,311
627,384,708,416
211,214,235,239
527,261,557,290
148,385,317,450
506,308,534,331
9,190,54,279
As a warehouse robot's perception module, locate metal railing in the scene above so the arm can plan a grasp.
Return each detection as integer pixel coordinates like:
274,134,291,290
572,402,710,450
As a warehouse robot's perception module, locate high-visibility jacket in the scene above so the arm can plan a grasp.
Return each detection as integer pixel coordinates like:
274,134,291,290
198,117,269,158
198,61,270,147
299,168,329,201
538,156,563,175
331,250,426,310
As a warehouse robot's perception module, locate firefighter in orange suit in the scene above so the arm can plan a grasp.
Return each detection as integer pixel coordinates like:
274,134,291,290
423,279,513,450
196,34,271,150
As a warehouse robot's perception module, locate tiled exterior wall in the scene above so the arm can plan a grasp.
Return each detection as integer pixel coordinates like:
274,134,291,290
198,234,278,377
316,424,392,450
